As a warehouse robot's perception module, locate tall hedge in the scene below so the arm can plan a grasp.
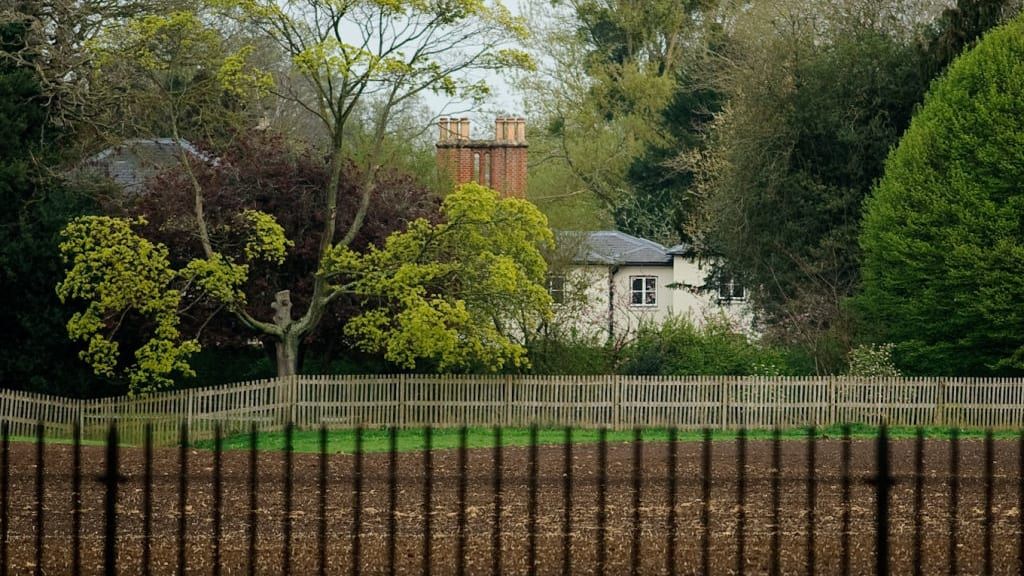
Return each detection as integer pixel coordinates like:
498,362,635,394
856,15,1024,375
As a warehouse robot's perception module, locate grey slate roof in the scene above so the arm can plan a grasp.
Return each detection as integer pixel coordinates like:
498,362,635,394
559,230,691,266
77,138,213,193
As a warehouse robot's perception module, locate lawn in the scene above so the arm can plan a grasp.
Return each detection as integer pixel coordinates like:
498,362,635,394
192,423,1024,454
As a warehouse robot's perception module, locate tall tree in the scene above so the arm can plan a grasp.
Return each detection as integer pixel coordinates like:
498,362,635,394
856,14,1024,375
0,0,174,147
521,0,713,242
619,65,721,244
920,0,1021,75
134,131,443,366
0,12,98,394
56,0,538,389
689,0,1017,371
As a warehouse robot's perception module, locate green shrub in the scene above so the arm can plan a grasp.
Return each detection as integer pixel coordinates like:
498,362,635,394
855,15,1024,375
528,334,616,375
620,317,803,376
846,343,902,377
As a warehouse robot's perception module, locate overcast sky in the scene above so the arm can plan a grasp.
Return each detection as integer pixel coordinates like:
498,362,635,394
420,0,530,137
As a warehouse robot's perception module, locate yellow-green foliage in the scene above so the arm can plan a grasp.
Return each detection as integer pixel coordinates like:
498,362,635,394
324,184,554,372
215,0,531,107
217,46,274,99
57,217,199,395
239,209,292,264
91,11,272,117
57,211,294,393
179,254,248,307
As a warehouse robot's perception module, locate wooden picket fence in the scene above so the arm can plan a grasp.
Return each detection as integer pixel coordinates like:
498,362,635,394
1,375,1023,445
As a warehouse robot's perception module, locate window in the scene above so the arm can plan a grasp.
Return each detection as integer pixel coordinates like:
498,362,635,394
630,276,657,306
546,274,566,304
718,276,745,302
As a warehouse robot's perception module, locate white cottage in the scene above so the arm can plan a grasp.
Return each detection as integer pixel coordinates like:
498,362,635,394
549,231,753,341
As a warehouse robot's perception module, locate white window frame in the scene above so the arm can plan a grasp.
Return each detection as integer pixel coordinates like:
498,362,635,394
718,277,746,303
546,274,566,305
630,275,657,307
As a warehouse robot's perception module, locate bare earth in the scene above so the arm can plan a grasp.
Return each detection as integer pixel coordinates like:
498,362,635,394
2,438,1021,575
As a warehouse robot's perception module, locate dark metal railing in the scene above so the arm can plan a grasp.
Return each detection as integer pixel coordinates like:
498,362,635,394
0,421,1022,574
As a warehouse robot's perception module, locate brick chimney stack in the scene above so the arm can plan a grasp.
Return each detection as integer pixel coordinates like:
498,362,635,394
435,115,528,199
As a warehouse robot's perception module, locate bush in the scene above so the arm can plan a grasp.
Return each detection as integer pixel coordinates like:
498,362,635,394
855,15,1024,375
528,334,616,375
619,317,803,376
846,343,901,378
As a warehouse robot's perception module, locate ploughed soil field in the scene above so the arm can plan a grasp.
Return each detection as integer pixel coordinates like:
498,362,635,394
3,437,1022,575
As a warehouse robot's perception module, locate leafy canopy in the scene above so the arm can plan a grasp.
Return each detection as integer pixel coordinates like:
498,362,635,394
59,183,554,390
689,0,984,370
856,14,1024,375
57,217,199,394
323,183,554,372
57,208,291,394
521,0,711,242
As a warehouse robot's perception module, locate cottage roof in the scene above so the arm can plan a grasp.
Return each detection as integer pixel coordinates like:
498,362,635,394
77,138,214,193
560,230,691,266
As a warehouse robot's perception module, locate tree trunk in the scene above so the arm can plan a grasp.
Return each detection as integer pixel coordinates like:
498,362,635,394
271,289,300,377
275,334,299,377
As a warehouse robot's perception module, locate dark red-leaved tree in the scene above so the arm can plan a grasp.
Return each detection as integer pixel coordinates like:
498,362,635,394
132,130,441,370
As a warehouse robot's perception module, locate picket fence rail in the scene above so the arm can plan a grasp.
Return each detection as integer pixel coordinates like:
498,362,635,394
2,375,1024,444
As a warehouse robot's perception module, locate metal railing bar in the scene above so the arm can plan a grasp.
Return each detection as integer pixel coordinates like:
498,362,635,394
701,428,711,576
422,426,433,576
34,422,43,576
841,424,851,576
949,428,959,576
771,427,781,576
807,426,816,576
527,425,538,576
737,428,747,576
74,422,83,576
283,422,294,576
213,424,223,576
247,422,258,576
562,427,573,576
456,426,469,576
630,427,642,576
913,428,924,576
666,427,678,576
352,426,363,576
318,425,328,576
103,423,117,576
876,424,891,576
387,426,398,576
596,427,608,576
177,422,188,576
491,427,502,576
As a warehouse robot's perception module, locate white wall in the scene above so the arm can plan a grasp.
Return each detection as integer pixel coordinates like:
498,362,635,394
669,255,755,333
551,257,755,343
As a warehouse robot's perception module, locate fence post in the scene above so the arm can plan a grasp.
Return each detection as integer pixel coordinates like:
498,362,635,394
716,377,724,426
828,377,837,427
289,375,299,426
399,374,407,429
612,374,622,430
503,374,513,427
187,388,194,433
77,398,85,439
935,378,947,427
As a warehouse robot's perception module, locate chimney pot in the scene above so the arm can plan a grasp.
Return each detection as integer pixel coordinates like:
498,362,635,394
460,118,470,139
496,116,508,141
515,117,526,142
439,117,449,142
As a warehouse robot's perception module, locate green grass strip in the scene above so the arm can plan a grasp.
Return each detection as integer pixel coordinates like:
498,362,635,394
7,435,109,447
191,423,1024,455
